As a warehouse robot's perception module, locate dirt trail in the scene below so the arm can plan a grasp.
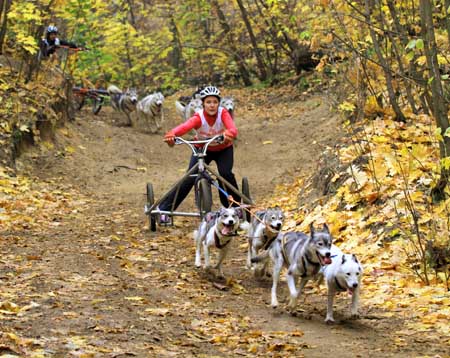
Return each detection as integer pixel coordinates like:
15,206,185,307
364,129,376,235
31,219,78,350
7,90,442,357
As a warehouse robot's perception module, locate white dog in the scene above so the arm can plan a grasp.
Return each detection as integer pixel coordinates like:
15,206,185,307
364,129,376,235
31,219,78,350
176,98,203,121
220,96,235,118
136,92,165,133
194,207,246,278
320,245,363,323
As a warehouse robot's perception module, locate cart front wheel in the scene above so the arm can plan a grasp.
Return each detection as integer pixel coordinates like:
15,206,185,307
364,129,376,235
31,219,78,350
146,183,156,231
197,178,212,218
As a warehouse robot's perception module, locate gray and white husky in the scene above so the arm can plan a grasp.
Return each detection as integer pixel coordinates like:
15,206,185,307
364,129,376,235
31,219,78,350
247,207,284,277
220,96,235,118
252,223,333,309
175,98,203,121
320,245,363,323
194,207,246,278
107,85,138,126
136,92,165,133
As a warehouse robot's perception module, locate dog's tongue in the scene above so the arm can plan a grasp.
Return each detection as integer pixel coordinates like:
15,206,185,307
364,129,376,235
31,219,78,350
347,288,354,296
323,256,332,265
221,226,233,236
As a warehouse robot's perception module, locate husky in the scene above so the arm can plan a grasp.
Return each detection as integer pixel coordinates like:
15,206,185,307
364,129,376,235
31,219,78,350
107,85,138,126
136,92,165,133
176,98,203,121
194,207,246,278
247,207,284,278
220,96,235,118
320,245,363,323
251,223,333,309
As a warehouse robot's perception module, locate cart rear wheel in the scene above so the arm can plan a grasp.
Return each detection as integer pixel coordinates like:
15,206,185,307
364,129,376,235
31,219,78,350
197,178,212,218
146,183,156,231
242,177,251,222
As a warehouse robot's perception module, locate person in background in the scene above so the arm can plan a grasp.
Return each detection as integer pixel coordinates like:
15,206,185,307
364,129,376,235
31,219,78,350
39,25,81,58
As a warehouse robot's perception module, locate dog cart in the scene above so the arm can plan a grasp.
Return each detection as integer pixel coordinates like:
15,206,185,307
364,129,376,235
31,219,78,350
144,135,253,231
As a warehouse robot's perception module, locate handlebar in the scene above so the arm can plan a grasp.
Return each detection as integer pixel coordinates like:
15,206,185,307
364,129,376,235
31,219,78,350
174,134,224,155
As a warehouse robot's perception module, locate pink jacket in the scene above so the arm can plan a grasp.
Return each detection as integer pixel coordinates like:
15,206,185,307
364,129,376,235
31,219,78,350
171,108,237,152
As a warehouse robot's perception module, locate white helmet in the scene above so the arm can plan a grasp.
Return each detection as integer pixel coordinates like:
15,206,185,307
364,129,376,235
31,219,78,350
199,86,221,100
47,25,58,33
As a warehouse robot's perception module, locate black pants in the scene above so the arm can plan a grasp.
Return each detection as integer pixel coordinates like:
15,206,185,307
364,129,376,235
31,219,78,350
160,146,240,210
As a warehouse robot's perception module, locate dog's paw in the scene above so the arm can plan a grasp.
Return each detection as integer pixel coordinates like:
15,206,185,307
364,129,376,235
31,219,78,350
271,301,278,309
325,317,335,324
350,313,360,320
287,298,297,310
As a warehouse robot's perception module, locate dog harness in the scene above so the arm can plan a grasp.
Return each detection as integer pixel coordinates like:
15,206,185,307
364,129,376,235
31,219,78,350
281,235,321,278
261,232,278,251
214,229,234,249
196,107,224,146
280,234,291,267
300,253,321,277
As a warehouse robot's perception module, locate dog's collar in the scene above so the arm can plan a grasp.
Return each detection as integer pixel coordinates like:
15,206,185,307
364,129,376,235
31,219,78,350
335,277,346,291
214,229,234,249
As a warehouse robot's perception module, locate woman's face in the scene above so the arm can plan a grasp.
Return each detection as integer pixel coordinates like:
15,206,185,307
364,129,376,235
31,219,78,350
203,96,219,116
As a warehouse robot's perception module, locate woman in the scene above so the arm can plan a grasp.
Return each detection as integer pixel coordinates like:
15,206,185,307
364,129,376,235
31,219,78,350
159,86,240,223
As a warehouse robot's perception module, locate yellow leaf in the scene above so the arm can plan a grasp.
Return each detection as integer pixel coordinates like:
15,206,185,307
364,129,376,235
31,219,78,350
262,140,273,145
124,296,145,301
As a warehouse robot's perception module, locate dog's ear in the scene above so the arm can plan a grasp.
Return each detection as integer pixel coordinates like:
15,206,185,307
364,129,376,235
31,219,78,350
341,255,346,264
235,207,244,220
352,254,359,263
309,222,315,237
323,223,330,234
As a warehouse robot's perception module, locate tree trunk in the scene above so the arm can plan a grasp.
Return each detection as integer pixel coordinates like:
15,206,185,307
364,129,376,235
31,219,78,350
364,0,406,122
126,0,136,28
0,0,11,54
444,0,450,46
168,16,184,74
235,0,267,81
379,2,417,113
387,2,426,114
0,0,4,25
420,0,450,201
210,0,252,86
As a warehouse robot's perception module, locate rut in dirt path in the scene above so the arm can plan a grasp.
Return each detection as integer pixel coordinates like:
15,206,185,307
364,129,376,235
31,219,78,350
6,92,436,357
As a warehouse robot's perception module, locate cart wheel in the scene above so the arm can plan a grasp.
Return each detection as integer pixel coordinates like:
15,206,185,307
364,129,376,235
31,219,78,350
146,183,156,232
197,178,212,218
242,177,251,222
92,97,103,115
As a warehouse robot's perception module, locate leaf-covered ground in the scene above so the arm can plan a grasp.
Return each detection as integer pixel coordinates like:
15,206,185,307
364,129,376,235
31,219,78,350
1,88,448,357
